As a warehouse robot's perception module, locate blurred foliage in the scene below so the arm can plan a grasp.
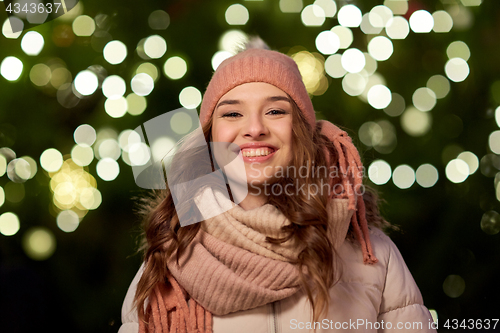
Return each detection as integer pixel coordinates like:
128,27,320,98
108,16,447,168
0,0,500,332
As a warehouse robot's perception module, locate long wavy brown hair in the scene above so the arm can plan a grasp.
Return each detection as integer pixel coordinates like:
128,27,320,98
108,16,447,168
132,98,389,325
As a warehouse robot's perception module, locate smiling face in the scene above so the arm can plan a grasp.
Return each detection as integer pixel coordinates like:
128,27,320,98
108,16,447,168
211,82,294,191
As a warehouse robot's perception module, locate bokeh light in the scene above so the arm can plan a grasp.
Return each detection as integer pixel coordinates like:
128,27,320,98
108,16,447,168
136,63,159,82
325,54,346,78
0,187,4,207
401,107,432,136
447,41,471,61
331,26,353,49
71,145,94,167
385,16,410,39
359,121,383,147
170,112,193,135
126,93,147,116
445,58,470,82
367,85,392,109
74,70,98,96
225,4,249,25
443,275,466,298
384,0,408,15
360,13,382,35
212,51,233,70
314,0,336,17
103,40,128,65
1,56,23,81
30,63,51,86
432,10,453,33
489,131,500,154
131,73,154,96
392,165,416,189
102,75,126,100
342,73,367,96
412,87,437,112
40,148,63,172
446,159,469,183
480,211,500,235
74,124,97,147
369,5,393,28
104,97,128,118
384,93,405,117
96,158,120,181
22,227,56,261
409,10,434,33
315,31,340,55
2,17,23,39
341,48,365,73
457,151,479,174
98,139,121,160
164,56,187,80
144,35,167,59
21,31,44,56
292,51,327,95
367,36,393,61
337,4,362,27
427,75,450,99
301,5,325,26
57,210,80,233
368,160,392,185
148,10,170,30
495,106,500,128
280,0,303,13
72,15,96,36
416,164,439,188
179,86,202,109
219,30,248,53
0,212,20,236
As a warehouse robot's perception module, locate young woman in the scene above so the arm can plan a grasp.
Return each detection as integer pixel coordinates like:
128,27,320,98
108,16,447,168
118,41,436,333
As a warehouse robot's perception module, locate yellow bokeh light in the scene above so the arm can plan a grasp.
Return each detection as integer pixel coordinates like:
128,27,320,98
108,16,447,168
1,56,23,81
442,275,466,298
359,121,383,147
314,0,336,17
51,67,72,89
446,41,470,61
57,210,80,233
22,227,56,261
401,107,432,136
0,154,7,177
457,151,479,174
369,5,393,28
325,54,346,78
179,86,202,109
342,73,367,96
338,4,362,27
412,87,437,112
98,139,121,160
495,106,500,128
40,148,63,172
409,10,434,33
291,51,326,95
360,13,382,34
489,131,500,154
0,186,4,207
331,26,353,49
136,63,159,82
383,0,408,15
72,15,96,37
427,75,450,99
446,159,469,183
0,212,20,236
148,10,170,30
30,63,51,86
432,10,453,33
301,4,326,26
225,4,250,25
368,160,392,185
71,145,94,167
392,165,415,189
416,164,439,188
384,93,405,117
103,40,128,65
105,97,128,118
144,35,167,59
79,187,102,210
170,111,193,135
164,56,187,80
126,93,147,116
385,16,410,39
280,0,303,13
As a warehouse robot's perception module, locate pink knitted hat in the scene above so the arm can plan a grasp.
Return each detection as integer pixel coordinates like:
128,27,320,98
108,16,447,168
199,47,377,265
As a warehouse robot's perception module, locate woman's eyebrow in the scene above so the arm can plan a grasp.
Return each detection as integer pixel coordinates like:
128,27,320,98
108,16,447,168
216,99,240,108
267,96,291,103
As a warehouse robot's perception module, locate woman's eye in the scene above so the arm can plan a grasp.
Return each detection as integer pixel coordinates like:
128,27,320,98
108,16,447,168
222,112,241,118
267,109,286,115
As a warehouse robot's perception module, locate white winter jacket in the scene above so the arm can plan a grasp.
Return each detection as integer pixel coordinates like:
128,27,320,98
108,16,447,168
118,227,436,333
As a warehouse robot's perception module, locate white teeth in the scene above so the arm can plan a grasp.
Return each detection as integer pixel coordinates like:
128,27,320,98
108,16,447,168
242,148,273,157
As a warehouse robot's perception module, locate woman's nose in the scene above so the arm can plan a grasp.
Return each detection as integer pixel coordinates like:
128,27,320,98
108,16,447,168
243,114,269,138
